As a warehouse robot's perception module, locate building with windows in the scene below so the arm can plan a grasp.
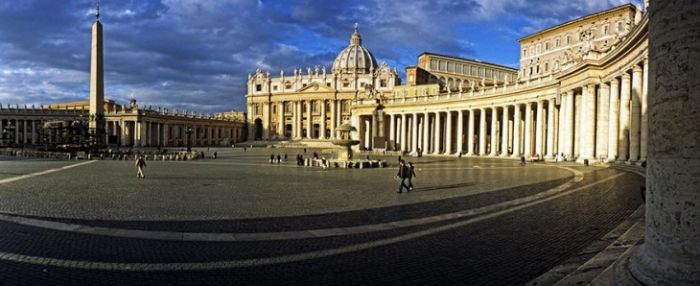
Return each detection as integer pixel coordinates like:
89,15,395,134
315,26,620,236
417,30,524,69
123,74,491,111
352,3,649,164
245,24,400,141
0,7,245,149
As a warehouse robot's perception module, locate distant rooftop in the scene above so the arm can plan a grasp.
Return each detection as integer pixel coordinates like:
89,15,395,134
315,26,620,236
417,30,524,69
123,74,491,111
419,52,518,72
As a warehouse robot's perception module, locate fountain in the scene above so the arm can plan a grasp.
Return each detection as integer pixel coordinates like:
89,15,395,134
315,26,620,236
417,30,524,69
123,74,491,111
331,123,359,161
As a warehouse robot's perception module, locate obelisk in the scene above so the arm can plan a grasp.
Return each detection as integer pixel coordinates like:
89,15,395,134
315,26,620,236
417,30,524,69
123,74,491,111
89,1,105,147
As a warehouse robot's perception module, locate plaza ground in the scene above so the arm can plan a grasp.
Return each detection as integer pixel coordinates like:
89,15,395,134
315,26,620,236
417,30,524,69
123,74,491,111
0,147,644,285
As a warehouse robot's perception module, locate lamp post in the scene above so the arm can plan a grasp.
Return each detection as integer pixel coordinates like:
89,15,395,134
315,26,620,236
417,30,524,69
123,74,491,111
185,126,193,152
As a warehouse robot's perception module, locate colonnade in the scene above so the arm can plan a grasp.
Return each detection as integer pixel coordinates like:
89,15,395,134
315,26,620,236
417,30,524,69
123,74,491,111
0,119,42,145
252,99,350,141
360,58,648,163
107,120,242,147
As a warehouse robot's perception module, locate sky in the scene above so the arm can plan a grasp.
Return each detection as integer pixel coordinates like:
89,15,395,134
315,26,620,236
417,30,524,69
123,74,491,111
0,0,641,113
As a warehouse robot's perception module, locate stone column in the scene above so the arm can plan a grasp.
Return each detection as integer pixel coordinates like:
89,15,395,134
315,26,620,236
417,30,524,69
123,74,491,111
535,100,544,157
512,104,521,157
423,112,430,154
22,120,27,144
320,100,327,139
546,99,556,158
596,83,610,159
278,102,284,139
608,78,620,161
162,124,169,147
565,90,575,158
400,114,407,151
433,112,441,154
411,113,418,154
574,93,582,158
581,84,596,162
619,73,631,161
640,58,649,162
524,103,533,158
617,2,700,284
32,120,38,144
479,109,487,155
490,108,498,156
456,110,464,155
445,111,453,154
306,101,312,139
14,120,19,144
629,65,643,162
467,110,475,155
389,114,396,150
501,106,509,156
329,100,336,139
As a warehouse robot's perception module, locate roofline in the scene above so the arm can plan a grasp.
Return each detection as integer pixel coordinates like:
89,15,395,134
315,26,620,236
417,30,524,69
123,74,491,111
418,52,518,72
519,3,637,42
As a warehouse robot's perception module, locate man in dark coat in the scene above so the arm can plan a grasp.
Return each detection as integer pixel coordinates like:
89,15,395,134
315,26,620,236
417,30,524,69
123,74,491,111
397,160,410,193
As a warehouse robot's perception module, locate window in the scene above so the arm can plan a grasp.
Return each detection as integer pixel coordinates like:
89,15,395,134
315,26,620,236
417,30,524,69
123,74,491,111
555,38,560,47
529,67,533,75
617,22,623,32
471,66,478,76
272,105,277,114
285,81,292,89
380,79,387,87
255,84,262,92
302,84,307,87
536,44,540,54
485,69,492,78
343,81,350,87
604,25,610,35
273,85,278,91
326,82,331,87
439,61,447,71
545,42,549,51
523,49,527,56
566,35,571,45
430,59,437,70
545,63,549,72
536,65,540,74
447,62,454,72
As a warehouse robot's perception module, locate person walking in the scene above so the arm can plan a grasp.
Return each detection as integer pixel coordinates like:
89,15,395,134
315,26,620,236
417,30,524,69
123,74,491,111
135,155,147,179
276,154,281,164
407,162,417,191
397,160,410,193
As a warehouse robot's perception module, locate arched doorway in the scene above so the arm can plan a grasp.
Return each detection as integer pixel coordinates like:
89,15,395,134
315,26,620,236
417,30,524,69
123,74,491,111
254,118,263,140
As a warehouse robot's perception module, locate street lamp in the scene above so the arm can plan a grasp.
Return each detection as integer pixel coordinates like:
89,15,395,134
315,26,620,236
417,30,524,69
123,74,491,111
185,126,193,152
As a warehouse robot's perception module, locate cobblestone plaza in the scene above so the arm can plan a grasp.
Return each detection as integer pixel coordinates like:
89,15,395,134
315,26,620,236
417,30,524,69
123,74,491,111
0,148,644,285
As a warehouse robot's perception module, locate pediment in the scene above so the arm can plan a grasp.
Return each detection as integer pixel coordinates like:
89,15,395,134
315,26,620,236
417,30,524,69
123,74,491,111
296,82,336,93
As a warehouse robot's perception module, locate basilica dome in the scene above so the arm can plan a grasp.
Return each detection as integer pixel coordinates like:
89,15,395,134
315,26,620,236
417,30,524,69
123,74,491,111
332,24,377,74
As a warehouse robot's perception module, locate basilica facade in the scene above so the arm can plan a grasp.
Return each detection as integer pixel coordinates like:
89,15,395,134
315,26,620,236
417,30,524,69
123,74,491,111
327,3,647,165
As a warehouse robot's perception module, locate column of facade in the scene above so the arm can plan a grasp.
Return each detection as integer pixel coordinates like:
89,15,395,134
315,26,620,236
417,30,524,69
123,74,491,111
306,101,312,139
564,91,575,158
512,104,521,157
456,110,464,155
467,110,475,155
320,100,327,139
574,93,582,158
535,100,544,157
329,100,336,139
32,120,38,144
421,112,430,153
546,99,556,158
445,111,453,154
433,112,441,154
501,106,509,156
400,114,407,151
278,102,284,139
389,114,396,150
22,120,27,144
608,78,620,161
596,83,610,159
524,103,533,158
489,108,498,156
621,2,700,282
619,73,631,161
14,120,19,144
479,109,487,155
629,65,643,162
640,58,649,162
411,113,418,154
581,84,596,161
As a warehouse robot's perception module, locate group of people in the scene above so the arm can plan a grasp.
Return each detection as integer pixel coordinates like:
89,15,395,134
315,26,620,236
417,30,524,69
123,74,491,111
270,153,286,164
396,157,417,193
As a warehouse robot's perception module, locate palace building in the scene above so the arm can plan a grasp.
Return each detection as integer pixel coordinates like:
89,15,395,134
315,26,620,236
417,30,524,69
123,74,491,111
246,4,649,163
343,3,649,164
0,6,245,149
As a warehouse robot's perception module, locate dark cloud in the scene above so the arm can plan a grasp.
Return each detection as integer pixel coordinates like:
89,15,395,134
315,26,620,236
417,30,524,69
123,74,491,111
0,0,639,112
